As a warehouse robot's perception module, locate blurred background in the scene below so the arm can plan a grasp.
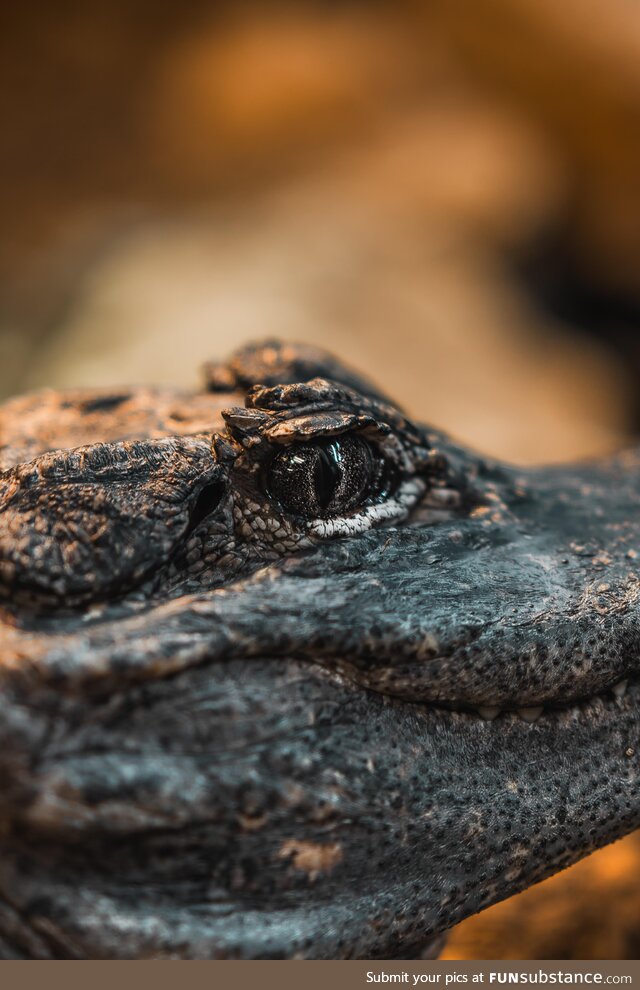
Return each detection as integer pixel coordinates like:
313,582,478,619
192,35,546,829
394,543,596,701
2,0,640,959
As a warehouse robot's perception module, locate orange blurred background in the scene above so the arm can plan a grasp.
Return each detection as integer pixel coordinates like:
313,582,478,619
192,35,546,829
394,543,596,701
1,0,639,958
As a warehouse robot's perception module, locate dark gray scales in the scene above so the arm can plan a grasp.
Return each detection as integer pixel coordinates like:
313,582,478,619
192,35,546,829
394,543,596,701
0,339,637,958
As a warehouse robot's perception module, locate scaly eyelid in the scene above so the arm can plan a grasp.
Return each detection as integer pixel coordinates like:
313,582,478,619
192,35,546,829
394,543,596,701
263,411,379,444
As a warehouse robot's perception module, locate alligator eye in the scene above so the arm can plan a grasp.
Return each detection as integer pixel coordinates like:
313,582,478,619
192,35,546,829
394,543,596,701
267,435,395,519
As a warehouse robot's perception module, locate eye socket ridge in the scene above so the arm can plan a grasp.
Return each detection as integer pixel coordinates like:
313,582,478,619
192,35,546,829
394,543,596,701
265,433,398,520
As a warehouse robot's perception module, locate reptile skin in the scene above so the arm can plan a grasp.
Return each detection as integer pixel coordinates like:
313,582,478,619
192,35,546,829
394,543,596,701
0,340,637,959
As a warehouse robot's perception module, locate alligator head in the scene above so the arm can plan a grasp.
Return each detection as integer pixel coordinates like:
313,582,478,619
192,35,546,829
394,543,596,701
0,340,638,958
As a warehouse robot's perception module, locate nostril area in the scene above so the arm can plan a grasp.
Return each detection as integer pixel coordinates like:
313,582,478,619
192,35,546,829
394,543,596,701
188,480,226,533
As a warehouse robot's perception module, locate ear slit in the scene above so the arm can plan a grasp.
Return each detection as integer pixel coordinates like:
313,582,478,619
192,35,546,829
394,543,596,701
187,481,226,534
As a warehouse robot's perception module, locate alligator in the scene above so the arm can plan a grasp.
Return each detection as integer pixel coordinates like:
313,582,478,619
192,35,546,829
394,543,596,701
0,339,637,959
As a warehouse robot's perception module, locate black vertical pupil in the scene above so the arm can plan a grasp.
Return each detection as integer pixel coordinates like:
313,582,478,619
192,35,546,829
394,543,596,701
313,441,343,511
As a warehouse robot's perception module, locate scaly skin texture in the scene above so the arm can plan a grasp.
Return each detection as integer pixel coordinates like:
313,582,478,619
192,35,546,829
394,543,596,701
0,340,638,959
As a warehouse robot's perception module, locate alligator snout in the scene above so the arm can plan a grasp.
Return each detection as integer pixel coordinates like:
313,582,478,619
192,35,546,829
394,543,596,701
0,340,639,959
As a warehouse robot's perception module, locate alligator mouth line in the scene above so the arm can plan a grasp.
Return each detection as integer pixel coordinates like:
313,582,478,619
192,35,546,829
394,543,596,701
318,659,638,728
418,677,637,725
